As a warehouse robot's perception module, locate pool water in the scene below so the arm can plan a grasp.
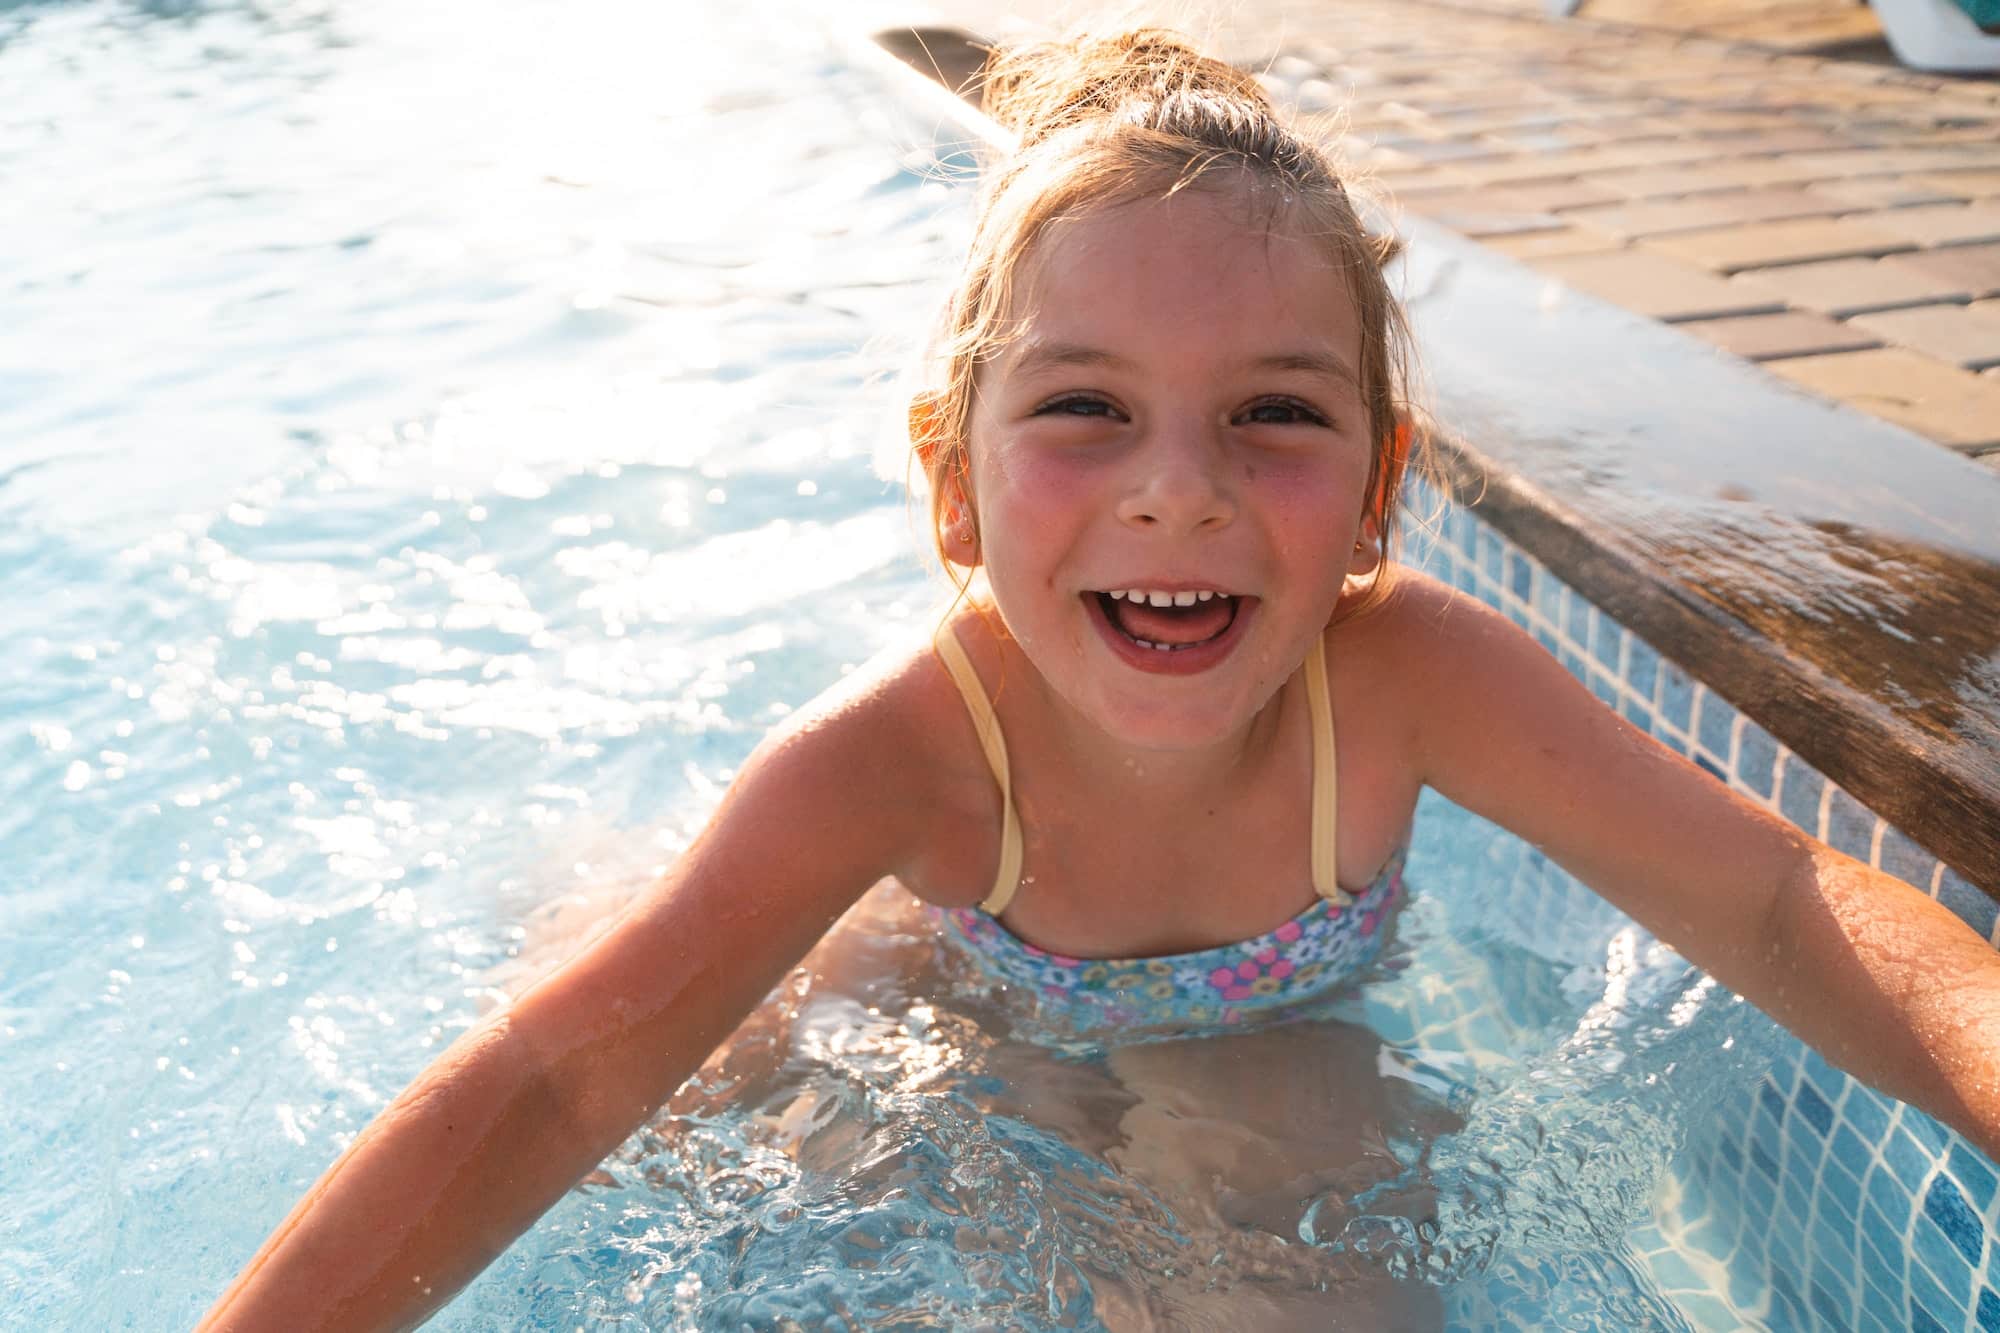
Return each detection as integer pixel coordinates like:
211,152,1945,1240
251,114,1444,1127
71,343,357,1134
3,2,1994,1329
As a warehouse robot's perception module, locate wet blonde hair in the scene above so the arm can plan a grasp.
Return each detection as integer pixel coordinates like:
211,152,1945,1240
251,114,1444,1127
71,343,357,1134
912,27,1428,618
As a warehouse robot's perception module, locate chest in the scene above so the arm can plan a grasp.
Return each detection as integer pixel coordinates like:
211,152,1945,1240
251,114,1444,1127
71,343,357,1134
906,698,1421,960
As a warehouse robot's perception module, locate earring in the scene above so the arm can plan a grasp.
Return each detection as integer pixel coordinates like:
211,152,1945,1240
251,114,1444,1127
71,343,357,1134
954,520,975,545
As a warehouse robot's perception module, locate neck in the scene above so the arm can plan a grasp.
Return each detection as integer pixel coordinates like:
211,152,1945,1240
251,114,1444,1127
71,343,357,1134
998,632,1297,807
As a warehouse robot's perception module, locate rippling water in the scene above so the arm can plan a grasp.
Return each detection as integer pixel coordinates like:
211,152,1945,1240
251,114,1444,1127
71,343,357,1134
2,3,1784,1328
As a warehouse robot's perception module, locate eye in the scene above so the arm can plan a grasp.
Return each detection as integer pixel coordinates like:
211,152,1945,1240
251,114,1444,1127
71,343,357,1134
1238,397,1331,428
1032,394,1120,419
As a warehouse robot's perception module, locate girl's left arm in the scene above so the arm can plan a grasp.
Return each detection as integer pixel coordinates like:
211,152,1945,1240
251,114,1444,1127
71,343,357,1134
1392,576,2000,1161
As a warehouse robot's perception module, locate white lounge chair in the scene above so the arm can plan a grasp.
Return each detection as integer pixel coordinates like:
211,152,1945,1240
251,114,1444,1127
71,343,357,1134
1869,0,2000,72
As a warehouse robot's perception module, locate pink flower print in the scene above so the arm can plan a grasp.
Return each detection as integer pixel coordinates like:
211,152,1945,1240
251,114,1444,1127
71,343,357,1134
1209,949,1294,1001
1275,920,1303,944
1360,910,1381,936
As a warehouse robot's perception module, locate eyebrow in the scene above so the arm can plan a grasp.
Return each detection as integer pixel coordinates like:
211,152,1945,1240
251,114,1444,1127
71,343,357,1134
1008,339,1359,388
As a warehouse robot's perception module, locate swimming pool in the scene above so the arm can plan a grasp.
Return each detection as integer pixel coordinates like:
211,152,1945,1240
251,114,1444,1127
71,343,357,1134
3,2,1995,1328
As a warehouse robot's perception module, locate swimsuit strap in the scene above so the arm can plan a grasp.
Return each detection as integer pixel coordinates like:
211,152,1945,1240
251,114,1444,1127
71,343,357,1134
933,628,1025,915
934,626,1350,916
1304,633,1353,906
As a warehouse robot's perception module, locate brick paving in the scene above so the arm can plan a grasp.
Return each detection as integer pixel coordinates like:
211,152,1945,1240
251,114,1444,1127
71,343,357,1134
927,0,2000,453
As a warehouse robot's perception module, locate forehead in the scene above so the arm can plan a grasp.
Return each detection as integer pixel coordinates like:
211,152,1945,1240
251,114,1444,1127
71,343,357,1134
1003,185,1364,372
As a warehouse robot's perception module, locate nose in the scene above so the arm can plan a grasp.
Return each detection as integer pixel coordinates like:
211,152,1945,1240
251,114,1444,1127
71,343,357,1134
1114,423,1237,535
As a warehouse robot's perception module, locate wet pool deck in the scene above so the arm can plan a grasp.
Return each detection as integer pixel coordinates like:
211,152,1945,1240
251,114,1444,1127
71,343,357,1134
926,0,2000,459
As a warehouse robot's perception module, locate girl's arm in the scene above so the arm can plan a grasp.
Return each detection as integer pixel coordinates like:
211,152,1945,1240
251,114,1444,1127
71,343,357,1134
1391,576,2000,1160
198,666,934,1332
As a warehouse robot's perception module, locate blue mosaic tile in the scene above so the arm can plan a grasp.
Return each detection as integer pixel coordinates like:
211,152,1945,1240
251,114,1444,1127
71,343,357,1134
1624,634,1660,705
1863,1276,1901,1328
1937,866,2000,941
1812,1279,1855,1327
1794,1082,1834,1137
1910,1110,1954,1155
1776,756,1825,840
1647,1247,1704,1292
1759,1079,1787,1120
1821,1156,1863,1223
1844,1090,1892,1146
1734,723,1779,801
1533,625,1558,657
1588,671,1618,709
1717,1135,1743,1175
1927,1174,1986,1266
1949,1143,1998,1212
1751,1138,1781,1184
1863,1207,1906,1278
1912,1300,1951,1333
1589,606,1620,668
1911,1262,1957,1330
1787,1137,1817,1184
1672,1291,1738,1329
1619,696,1654,734
1563,586,1591,644
1694,688,1735,763
1979,1287,2000,1333
1695,753,1727,783
1913,1209,1975,1305
1832,1123,1878,1179
1868,1169,1915,1229
1531,566,1562,626
1560,646,1586,679
1656,661,1695,734
1885,1127,1936,1192
1877,825,1937,890
1822,785,1878,862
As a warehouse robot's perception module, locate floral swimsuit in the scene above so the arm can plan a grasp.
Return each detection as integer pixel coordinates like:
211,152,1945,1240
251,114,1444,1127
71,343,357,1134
927,627,1405,1032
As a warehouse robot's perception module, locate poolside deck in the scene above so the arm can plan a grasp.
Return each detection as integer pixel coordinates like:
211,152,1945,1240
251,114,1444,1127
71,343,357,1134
924,0,2000,460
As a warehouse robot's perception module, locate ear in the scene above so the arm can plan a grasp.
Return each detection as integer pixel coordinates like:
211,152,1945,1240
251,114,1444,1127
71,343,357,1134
1347,515,1382,579
940,481,982,570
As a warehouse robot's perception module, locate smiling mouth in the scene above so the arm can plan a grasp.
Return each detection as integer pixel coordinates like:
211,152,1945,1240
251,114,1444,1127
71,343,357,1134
1088,588,1241,651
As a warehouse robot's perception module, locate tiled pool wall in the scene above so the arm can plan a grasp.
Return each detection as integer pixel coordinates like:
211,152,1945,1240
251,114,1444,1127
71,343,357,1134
1409,491,2000,1332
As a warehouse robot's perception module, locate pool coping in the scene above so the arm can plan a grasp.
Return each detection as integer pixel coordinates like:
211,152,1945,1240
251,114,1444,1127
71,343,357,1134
863,25,2000,903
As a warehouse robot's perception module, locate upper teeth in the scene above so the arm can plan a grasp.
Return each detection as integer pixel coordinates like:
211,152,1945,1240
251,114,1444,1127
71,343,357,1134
1108,589,1222,606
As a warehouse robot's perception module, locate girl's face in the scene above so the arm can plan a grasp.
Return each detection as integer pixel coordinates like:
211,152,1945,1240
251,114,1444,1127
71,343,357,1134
961,185,1377,751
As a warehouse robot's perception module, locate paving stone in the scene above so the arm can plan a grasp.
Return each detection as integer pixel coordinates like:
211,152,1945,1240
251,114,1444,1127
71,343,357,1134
1676,310,1882,362
1893,242,2000,299
1583,164,1753,199
1483,224,1629,259
1734,255,1974,315
1646,216,1914,273
1561,188,1847,240
1804,176,1968,210
1913,170,2000,199
1530,249,1787,320
1859,203,2000,249
1765,348,2000,447
1849,300,2000,370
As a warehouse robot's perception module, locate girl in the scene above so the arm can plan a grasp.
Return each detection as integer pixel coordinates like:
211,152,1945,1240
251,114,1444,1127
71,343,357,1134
202,27,2000,1330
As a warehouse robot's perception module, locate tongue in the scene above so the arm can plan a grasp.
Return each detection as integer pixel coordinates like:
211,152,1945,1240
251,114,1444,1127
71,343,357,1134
1109,597,1233,646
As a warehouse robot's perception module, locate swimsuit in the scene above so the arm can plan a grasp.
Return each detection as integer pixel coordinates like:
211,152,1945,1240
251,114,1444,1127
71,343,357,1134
928,628,1406,1033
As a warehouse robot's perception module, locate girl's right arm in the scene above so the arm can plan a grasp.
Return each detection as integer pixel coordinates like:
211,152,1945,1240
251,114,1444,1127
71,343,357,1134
198,661,935,1332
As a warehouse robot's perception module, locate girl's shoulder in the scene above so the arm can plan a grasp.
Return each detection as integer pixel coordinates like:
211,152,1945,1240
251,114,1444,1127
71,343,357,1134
1324,566,1500,693
767,610,1006,904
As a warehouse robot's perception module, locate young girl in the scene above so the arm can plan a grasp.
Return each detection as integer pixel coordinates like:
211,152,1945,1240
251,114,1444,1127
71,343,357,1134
202,28,2000,1330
